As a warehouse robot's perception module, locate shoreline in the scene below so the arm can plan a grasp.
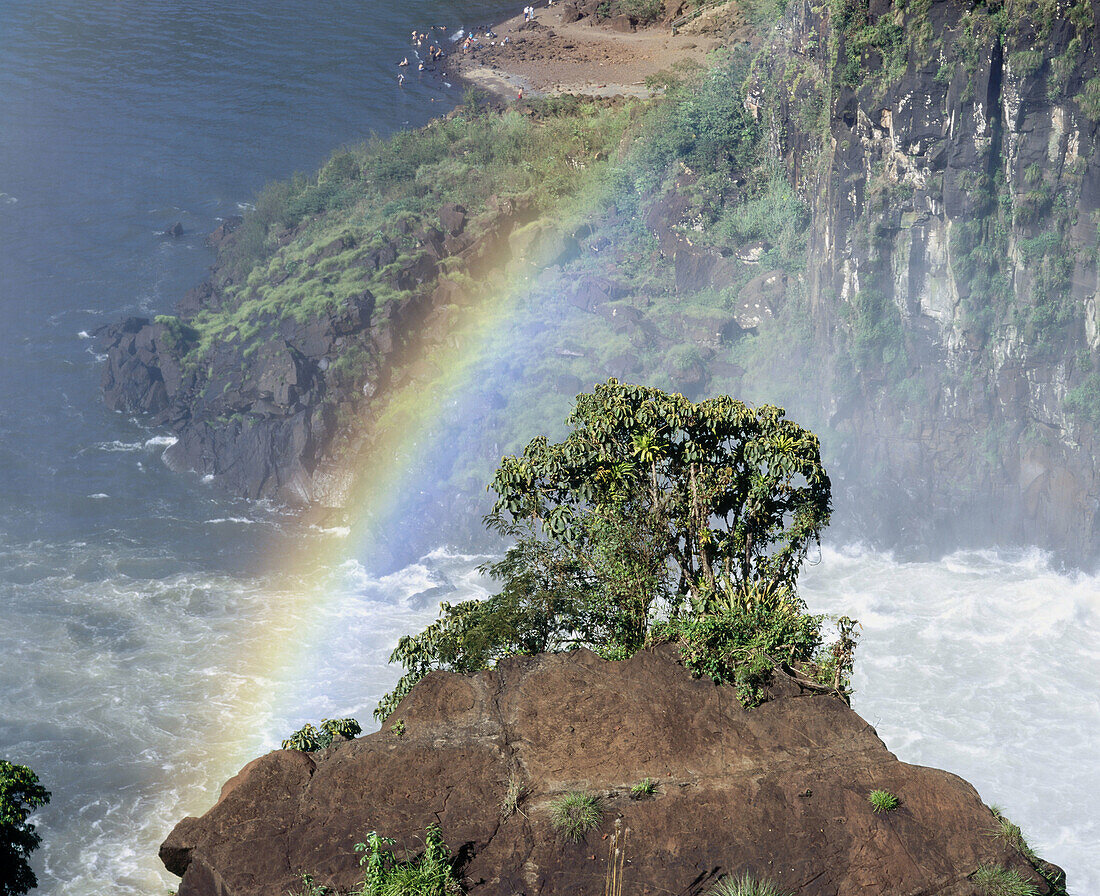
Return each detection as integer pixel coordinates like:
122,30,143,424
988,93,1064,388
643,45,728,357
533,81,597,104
439,2,727,100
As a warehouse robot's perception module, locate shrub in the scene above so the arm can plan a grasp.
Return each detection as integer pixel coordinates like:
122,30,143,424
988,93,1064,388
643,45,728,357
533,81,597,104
0,760,51,896
707,874,790,896
1078,77,1100,122
549,791,603,842
1064,371,1100,424
629,778,657,799
868,789,899,813
972,865,1039,896
356,825,461,896
619,0,665,23
282,718,362,752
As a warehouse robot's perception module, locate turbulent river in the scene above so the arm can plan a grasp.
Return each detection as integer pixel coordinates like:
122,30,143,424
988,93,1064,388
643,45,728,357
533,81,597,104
0,2,1096,894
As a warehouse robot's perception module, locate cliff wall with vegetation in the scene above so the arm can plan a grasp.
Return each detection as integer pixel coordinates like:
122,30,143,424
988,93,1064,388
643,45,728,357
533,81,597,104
745,0,1100,558
97,0,1100,563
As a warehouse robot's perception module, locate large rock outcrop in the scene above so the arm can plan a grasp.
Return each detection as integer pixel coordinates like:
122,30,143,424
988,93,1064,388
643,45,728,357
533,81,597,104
161,647,1058,896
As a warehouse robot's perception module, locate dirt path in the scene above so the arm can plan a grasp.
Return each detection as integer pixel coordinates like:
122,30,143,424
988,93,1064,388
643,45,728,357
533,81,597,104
447,3,734,98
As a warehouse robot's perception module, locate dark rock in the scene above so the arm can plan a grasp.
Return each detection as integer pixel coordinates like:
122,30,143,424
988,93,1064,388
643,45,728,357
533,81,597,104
439,203,468,237
177,281,218,319
566,274,629,312
206,216,243,250
560,4,583,23
162,647,1052,896
166,222,184,238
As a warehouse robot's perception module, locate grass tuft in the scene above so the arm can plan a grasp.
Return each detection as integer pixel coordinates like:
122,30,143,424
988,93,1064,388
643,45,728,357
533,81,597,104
548,791,603,842
500,773,528,819
973,864,1040,896
868,788,899,813
629,777,658,799
707,873,791,896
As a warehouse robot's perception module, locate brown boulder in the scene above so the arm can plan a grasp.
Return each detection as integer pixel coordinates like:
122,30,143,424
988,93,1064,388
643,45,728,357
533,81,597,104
162,647,1053,896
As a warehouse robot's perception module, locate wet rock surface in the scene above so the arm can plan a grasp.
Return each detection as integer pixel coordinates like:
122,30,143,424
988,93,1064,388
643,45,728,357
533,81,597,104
162,647,1057,896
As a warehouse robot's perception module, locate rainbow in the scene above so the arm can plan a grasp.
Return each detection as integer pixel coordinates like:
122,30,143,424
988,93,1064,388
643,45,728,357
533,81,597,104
205,243,565,773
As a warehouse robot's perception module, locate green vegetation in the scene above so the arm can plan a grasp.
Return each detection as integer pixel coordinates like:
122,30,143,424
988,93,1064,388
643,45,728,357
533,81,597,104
1064,371,1100,424
868,788,899,813
629,777,658,799
549,791,604,842
281,717,362,751
988,808,1068,895
707,874,790,896
355,826,461,896
0,760,50,896
1077,76,1100,121
289,873,333,896
973,865,1039,896
376,381,850,720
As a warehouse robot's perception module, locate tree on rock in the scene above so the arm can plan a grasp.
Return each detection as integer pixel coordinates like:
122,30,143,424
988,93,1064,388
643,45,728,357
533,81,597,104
1,760,50,896
377,380,844,720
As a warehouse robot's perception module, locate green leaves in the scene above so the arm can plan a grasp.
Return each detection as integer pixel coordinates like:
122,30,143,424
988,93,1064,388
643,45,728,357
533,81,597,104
0,760,50,896
377,380,839,717
490,379,831,605
281,718,362,752
355,825,459,896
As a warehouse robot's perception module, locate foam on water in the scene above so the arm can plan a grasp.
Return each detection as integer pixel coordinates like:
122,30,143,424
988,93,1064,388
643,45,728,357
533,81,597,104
1,1,1096,893
800,545,1100,894
2,532,1097,893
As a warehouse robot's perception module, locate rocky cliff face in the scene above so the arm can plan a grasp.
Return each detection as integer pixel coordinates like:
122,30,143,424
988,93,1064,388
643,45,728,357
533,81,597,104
160,647,1062,896
747,0,1100,560
96,198,536,507
95,1,1100,564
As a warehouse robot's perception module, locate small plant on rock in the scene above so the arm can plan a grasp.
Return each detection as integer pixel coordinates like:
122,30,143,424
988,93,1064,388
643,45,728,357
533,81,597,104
629,777,657,799
355,825,461,896
707,873,790,896
288,872,332,896
549,791,603,842
972,864,1039,896
868,788,899,813
500,773,527,819
282,718,362,752
990,808,1037,860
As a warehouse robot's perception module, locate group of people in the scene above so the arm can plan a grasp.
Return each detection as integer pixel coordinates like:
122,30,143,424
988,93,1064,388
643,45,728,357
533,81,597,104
395,3,548,91
397,24,450,84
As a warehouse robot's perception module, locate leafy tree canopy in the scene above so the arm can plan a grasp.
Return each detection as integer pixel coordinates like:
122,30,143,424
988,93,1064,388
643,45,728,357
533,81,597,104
377,381,847,719
1,760,50,896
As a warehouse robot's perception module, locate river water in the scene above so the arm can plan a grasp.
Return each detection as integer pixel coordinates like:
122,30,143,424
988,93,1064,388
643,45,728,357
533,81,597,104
0,2,1095,893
